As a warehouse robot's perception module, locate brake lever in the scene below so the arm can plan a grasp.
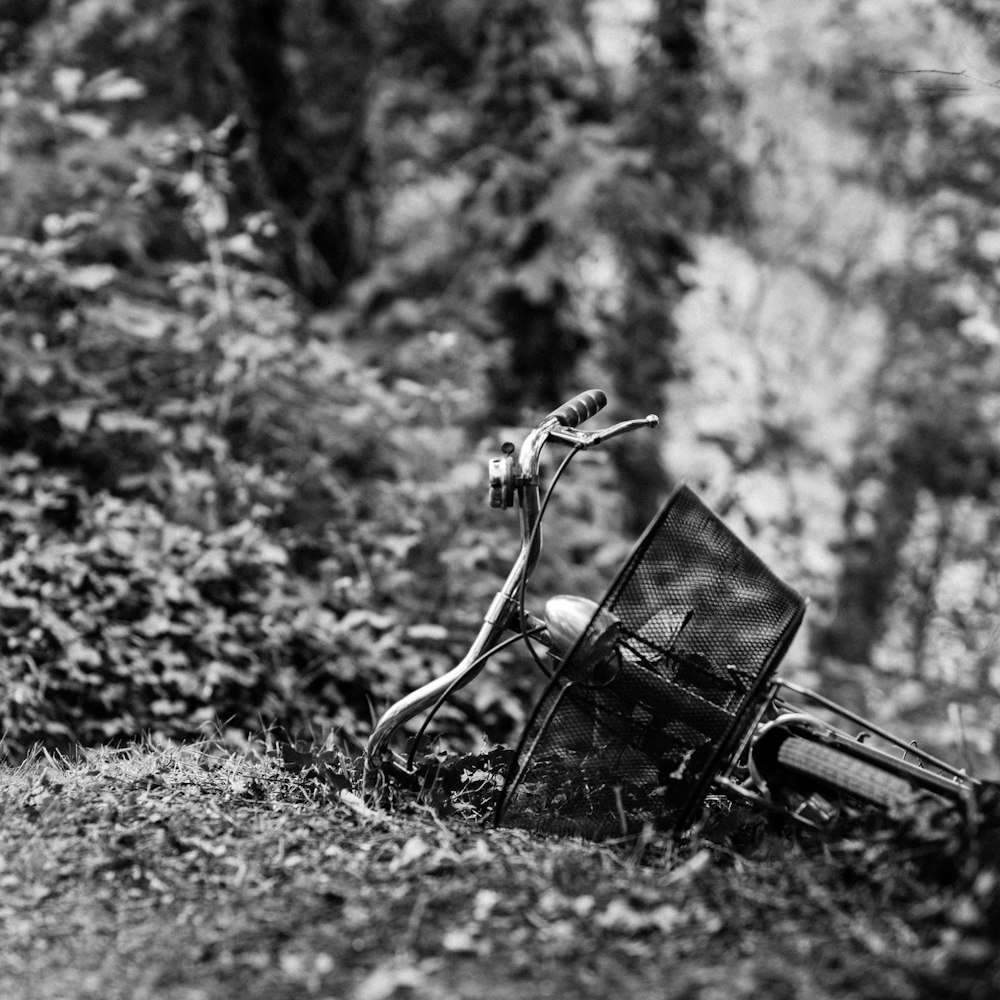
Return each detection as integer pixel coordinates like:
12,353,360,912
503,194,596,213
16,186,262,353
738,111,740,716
549,414,659,449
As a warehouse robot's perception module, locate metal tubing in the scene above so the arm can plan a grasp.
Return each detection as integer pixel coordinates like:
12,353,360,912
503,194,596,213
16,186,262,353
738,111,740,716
364,420,557,775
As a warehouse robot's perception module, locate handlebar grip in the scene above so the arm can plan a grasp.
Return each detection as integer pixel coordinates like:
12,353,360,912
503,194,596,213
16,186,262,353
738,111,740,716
548,389,608,428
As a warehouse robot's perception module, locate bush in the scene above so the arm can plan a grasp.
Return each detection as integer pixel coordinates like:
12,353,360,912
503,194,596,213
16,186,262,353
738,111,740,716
0,454,475,757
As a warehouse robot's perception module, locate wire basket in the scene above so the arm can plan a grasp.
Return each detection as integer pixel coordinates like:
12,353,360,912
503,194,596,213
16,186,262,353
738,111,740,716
496,484,806,839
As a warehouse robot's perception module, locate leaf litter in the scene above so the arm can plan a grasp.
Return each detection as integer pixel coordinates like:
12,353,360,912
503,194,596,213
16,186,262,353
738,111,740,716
0,739,997,1000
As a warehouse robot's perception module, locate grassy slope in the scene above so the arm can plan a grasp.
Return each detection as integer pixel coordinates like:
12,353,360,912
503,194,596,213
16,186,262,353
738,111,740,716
2,744,994,1000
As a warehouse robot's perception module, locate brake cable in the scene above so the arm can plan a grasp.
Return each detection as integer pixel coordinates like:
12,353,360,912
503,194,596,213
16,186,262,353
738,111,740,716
404,627,545,770
404,441,583,770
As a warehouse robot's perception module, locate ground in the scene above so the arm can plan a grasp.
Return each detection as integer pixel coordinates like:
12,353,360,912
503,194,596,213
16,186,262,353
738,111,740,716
0,742,995,1000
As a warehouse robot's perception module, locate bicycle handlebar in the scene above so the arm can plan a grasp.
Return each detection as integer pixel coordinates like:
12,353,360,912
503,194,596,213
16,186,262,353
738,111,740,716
547,389,607,428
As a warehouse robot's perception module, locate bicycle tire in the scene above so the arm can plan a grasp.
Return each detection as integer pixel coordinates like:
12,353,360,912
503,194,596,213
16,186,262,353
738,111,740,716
775,735,918,810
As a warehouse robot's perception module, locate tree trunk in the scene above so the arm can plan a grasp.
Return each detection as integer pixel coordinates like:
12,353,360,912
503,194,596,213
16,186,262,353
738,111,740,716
604,0,718,535
817,462,921,666
229,0,374,303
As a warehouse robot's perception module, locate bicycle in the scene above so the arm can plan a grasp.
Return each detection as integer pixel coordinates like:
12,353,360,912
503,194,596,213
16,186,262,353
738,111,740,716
364,390,987,840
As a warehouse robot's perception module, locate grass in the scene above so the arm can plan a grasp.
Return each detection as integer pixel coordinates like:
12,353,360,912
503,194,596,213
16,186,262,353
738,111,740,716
1,739,997,1000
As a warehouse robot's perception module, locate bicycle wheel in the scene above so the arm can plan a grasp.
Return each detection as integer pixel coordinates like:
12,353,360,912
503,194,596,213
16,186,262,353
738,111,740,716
775,735,918,810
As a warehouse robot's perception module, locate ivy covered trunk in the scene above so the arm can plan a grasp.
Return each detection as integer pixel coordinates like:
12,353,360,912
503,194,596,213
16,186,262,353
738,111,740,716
603,0,744,535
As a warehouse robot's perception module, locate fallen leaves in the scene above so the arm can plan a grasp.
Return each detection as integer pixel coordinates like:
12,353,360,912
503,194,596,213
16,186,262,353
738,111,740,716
1,741,998,1000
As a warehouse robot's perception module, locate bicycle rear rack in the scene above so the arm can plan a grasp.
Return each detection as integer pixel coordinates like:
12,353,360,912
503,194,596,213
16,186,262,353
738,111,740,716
717,678,982,822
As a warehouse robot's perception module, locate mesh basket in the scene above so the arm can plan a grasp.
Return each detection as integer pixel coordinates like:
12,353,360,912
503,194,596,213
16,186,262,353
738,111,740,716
496,484,806,839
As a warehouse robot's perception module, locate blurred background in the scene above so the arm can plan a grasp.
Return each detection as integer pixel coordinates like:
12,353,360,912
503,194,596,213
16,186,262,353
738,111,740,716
1,0,998,776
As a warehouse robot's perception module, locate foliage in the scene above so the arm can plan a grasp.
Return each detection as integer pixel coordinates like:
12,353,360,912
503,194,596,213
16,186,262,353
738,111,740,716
0,18,539,757
0,456,417,756
1,0,1000,775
